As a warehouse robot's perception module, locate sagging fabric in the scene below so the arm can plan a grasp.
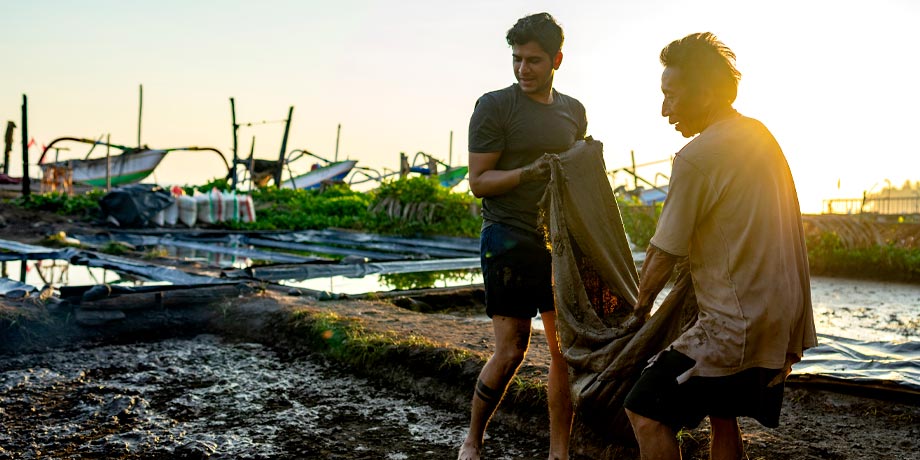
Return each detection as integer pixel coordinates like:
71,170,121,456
538,139,698,439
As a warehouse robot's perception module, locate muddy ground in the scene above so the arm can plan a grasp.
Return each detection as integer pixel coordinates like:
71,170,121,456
1,205,919,459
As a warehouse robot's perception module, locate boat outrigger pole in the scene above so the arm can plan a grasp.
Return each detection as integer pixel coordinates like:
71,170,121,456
137,84,143,148
274,106,294,187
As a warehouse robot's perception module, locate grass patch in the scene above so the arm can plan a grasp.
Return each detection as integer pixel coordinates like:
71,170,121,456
11,190,105,219
806,231,920,282
100,241,133,256
291,310,476,369
280,309,546,409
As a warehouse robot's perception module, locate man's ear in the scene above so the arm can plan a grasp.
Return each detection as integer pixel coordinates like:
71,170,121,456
698,86,716,109
553,51,563,70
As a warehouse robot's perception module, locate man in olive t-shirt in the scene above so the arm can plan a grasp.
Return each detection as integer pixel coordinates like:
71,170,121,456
457,12,587,460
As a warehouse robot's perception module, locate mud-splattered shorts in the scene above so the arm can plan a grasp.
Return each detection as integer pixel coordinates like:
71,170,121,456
624,349,785,431
480,222,553,319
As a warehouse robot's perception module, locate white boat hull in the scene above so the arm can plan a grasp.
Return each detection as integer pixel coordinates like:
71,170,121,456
281,160,357,190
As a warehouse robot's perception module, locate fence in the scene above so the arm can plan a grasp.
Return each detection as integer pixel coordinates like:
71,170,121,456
822,196,920,216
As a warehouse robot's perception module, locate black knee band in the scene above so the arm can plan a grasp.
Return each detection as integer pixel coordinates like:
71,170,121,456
475,379,502,404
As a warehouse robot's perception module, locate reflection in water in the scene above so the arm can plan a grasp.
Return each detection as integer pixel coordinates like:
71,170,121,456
0,260,164,289
281,269,484,295
379,269,481,291
160,244,251,269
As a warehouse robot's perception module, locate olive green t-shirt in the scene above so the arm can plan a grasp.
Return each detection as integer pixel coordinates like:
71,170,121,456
468,84,587,235
650,114,817,380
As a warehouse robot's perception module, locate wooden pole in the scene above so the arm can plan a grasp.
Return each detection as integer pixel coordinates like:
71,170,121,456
274,106,294,187
630,150,637,191
3,121,14,175
230,97,239,188
106,133,112,191
448,130,453,167
20,95,30,198
248,136,255,192
334,123,341,162
137,84,143,148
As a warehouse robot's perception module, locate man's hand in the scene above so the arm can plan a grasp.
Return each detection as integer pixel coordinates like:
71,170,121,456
767,353,801,387
519,153,553,183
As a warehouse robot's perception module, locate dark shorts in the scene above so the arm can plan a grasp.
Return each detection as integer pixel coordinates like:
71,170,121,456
480,222,553,319
623,349,785,431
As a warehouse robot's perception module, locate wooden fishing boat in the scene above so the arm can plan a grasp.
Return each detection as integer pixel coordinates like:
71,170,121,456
436,166,468,188
45,148,167,187
280,159,357,190
39,137,228,187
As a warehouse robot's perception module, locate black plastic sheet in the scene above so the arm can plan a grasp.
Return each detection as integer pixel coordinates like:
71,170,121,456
100,184,174,228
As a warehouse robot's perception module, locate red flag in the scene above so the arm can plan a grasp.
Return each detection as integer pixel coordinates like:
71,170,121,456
26,137,36,149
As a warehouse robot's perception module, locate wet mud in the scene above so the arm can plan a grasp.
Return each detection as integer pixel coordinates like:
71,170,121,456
0,335,546,459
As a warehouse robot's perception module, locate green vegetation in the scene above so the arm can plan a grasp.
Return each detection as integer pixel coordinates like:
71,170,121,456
228,184,373,232
616,199,662,249
11,190,105,219
99,241,133,256
197,176,481,237
367,176,481,237
806,231,920,282
6,176,481,237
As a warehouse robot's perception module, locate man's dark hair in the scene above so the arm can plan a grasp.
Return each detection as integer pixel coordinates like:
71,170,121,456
660,32,742,104
506,12,564,58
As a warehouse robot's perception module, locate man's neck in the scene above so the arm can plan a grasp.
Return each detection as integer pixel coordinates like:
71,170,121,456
522,86,554,105
701,105,739,131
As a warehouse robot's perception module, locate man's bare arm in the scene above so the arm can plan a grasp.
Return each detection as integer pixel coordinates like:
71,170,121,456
635,244,681,316
468,151,551,198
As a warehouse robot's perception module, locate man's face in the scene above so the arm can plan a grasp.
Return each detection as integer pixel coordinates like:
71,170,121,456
661,66,708,138
512,41,560,98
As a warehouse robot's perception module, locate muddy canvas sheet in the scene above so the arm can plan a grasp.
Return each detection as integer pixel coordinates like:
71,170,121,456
0,239,221,285
539,140,698,438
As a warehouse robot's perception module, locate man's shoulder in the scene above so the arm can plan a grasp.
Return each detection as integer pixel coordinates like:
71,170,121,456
477,85,517,104
676,114,777,168
553,89,584,107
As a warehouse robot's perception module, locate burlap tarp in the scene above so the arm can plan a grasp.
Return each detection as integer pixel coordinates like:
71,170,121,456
538,140,699,440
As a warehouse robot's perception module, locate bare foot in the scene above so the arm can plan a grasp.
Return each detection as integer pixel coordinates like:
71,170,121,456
457,440,481,460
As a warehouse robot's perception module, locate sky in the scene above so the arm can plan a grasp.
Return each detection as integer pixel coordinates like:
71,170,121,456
2,0,918,213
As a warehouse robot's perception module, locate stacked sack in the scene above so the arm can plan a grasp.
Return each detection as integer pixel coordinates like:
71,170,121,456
155,186,256,227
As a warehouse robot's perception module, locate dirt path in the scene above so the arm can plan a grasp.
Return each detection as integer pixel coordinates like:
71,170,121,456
290,296,919,460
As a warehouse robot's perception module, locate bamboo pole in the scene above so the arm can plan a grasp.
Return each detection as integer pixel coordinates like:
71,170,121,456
137,84,143,148
3,121,14,175
105,133,112,191
631,150,637,191
335,123,341,162
274,106,294,187
20,95,30,198
230,97,239,188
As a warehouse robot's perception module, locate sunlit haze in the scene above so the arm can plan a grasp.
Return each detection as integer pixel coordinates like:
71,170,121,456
3,0,918,213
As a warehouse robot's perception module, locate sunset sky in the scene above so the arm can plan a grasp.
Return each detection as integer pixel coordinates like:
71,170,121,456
2,0,918,213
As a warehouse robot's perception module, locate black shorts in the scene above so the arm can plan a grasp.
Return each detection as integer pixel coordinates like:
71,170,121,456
480,223,553,319
623,349,785,431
